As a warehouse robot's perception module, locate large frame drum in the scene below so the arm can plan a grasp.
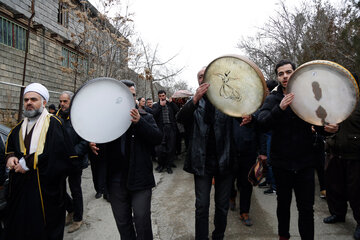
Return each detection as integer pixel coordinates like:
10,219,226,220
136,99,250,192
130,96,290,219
203,55,266,117
70,77,134,143
287,60,359,126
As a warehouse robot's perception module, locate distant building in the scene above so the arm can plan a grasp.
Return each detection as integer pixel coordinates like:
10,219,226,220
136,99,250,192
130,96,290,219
0,0,146,126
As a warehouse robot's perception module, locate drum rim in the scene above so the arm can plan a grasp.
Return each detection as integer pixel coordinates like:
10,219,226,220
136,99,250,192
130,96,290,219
287,60,359,126
203,54,267,117
70,77,133,143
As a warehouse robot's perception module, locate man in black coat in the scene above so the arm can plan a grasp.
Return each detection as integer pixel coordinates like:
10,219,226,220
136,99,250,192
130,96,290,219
257,60,338,240
57,91,88,233
323,74,360,239
152,90,179,174
177,67,236,240
90,80,162,240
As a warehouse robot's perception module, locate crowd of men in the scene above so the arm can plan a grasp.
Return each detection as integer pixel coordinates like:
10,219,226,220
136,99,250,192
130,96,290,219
0,59,359,240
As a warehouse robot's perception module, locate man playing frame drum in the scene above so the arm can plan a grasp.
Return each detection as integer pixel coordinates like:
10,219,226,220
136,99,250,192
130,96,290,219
257,60,338,240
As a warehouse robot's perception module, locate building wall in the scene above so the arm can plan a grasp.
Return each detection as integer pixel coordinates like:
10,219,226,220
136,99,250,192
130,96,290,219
0,0,133,127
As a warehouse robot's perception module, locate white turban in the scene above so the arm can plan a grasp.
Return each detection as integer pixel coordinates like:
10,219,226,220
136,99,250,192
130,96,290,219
24,83,49,102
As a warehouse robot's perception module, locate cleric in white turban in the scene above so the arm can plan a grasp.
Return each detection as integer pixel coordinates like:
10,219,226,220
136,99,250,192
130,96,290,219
4,82,77,239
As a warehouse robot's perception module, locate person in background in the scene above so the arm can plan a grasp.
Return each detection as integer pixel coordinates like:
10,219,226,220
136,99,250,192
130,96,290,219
48,103,56,114
57,91,88,233
323,73,360,240
152,90,179,174
146,98,153,109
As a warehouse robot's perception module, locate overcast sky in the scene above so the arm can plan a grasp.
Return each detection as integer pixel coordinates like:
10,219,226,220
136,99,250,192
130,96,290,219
90,0,341,90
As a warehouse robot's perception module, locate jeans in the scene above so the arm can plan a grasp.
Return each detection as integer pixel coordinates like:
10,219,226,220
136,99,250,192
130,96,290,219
109,181,153,240
194,173,233,240
273,167,315,240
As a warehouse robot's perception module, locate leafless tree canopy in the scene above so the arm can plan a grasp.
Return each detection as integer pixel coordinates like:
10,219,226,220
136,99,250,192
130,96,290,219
238,0,360,81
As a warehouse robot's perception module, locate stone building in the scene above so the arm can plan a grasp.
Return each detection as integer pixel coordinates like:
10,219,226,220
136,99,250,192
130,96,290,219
0,0,152,126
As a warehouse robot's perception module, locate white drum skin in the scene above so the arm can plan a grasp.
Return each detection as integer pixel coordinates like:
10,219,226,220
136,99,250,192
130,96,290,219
70,77,134,143
287,60,359,126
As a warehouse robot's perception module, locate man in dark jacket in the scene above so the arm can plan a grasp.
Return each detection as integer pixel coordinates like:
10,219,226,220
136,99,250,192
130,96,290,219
177,67,235,240
90,80,162,240
57,91,88,233
323,74,360,239
257,60,338,240
152,90,179,174
230,113,267,226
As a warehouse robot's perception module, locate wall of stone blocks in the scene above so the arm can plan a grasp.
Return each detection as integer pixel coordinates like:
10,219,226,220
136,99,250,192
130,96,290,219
0,29,89,126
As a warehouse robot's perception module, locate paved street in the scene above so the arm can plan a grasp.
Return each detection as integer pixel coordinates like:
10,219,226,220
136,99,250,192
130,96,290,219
64,153,357,240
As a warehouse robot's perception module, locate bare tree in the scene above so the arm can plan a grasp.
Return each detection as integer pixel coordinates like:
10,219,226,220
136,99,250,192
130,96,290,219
131,39,184,99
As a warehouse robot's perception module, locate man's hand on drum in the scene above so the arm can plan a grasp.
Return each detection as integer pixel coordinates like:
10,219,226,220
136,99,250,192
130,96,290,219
324,124,339,133
130,108,140,124
240,115,252,126
280,93,295,110
193,83,210,105
89,142,99,155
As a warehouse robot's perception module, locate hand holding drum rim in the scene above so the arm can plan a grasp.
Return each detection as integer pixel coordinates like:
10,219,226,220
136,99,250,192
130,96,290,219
193,83,210,105
280,93,295,110
130,108,140,123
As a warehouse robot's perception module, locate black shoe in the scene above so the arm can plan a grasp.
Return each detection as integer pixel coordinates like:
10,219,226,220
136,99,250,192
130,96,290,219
103,194,110,202
171,163,177,168
264,188,276,194
354,225,360,240
323,215,345,224
155,165,161,171
167,168,173,174
157,166,164,173
95,192,102,199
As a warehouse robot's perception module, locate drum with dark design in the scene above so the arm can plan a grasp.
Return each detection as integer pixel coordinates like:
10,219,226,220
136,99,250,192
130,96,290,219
70,77,134,143
287,60,359,126
203,55,267,117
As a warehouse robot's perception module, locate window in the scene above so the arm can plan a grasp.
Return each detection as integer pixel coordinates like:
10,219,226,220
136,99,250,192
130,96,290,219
0,16,27,51
62,47,88,73
58,2,69,27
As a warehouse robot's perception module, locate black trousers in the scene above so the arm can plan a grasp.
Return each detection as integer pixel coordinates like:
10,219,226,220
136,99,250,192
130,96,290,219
65,170,83,222
325,155,360,224
194,173,233,240
234,155,255,214
273,167,315,240
109,181,153,240
89,152,108,195
157,124,176,168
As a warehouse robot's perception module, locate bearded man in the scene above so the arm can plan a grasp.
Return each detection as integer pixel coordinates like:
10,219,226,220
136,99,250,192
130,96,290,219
4,83,76,240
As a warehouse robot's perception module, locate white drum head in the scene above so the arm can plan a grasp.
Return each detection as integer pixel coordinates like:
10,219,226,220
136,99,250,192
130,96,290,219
70,77,134,143
204,55,266,117
287,60,359,126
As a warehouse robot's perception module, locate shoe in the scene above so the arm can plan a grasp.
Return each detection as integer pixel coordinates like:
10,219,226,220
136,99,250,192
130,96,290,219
264,188,276,195
171,163,177,168
95,192,102,199
240,213,253,226
229,197,236,211
155,165,161,171
65,212,74,226
258,181,268,188
167,168,173,174
103,194,110,202
354,225,360,240
68,221,83,233
323,215,345,224
320,190,326,199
